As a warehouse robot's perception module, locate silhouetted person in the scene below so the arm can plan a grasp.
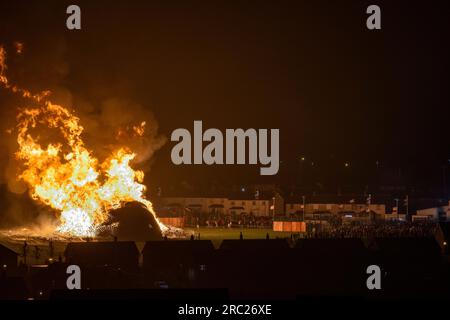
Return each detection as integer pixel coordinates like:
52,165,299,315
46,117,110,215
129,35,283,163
266,233,270,240
34,246,40,261
58,254,62,263
239,232,243,240
48,240,54,258
164,235,168,241
22,241,28,265
190,234,194,241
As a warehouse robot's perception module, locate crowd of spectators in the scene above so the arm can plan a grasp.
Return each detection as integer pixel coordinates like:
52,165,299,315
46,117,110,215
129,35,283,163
183,212,439,238
310,221,438,238
184,213,273,228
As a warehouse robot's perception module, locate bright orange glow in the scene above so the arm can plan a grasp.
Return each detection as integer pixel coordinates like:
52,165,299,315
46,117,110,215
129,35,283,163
1,45,167,237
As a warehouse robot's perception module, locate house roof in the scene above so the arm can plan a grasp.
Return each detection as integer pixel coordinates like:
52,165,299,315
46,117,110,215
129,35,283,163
209,204,224,208
165,203,183,207
160,190,277,201
219,239,290,251
439,222,450,239
295,239,368,256
142,240,214,256
0,244,18,257
65,241,139,263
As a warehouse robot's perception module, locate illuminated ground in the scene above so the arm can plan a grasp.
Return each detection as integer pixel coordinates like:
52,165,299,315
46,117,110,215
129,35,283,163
184,227,295,247
0,227,295,264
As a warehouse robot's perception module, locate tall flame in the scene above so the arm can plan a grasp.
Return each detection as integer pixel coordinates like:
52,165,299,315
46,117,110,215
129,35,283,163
0,45,167,237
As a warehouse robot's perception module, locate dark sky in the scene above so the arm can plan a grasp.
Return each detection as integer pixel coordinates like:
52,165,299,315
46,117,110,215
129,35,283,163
0,0,449,193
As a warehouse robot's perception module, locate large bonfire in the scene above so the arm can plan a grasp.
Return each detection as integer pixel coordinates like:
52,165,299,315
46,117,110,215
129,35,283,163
0,45,167,237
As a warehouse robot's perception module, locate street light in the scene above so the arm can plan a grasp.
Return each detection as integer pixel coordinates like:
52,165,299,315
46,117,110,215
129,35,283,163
394,198,399,221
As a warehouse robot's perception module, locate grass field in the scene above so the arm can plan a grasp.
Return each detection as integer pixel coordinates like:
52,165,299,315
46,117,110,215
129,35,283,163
184,227,295,247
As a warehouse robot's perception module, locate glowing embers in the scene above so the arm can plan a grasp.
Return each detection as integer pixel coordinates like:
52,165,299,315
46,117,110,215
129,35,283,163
57,208,96,237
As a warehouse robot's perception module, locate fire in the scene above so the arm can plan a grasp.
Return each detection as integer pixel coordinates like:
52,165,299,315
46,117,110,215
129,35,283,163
0,45,167,237
133,121,146,137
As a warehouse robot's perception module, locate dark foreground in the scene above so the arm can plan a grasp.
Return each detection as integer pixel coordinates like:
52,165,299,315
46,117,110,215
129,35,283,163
1,234,450,301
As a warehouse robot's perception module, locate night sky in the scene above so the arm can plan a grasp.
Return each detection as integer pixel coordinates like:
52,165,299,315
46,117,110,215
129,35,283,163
0,0,449,194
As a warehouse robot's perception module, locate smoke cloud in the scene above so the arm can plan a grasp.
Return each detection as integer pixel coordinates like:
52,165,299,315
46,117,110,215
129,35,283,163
0,40,166,229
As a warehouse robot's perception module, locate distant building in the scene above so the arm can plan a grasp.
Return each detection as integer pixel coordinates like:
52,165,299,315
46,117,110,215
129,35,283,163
158,193,397,222
415,201,450,222
160,197,227,216
159,192,285,217
285,196,385,223
384,213,407,222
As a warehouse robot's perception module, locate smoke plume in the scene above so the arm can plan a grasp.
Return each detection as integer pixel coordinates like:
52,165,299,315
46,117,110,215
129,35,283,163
0,41,166,229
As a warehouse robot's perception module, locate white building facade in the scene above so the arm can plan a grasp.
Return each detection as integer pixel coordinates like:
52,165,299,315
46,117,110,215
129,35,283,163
415,202,450,222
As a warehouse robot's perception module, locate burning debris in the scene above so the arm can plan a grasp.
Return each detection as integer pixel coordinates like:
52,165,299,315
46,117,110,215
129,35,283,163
0,44,170,238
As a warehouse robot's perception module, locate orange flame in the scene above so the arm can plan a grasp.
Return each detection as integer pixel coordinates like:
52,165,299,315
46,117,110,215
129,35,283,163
1,45,167,237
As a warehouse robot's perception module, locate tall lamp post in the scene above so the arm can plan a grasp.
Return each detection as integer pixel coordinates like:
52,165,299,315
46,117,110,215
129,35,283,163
272,197,276,219
302,195,306,222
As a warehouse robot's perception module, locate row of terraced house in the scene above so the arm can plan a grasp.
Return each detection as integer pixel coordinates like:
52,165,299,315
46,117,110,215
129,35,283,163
156,193,391,223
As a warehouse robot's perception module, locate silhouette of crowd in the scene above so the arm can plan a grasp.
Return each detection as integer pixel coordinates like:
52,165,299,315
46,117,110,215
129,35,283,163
185,213,273,228
310,221,438,239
